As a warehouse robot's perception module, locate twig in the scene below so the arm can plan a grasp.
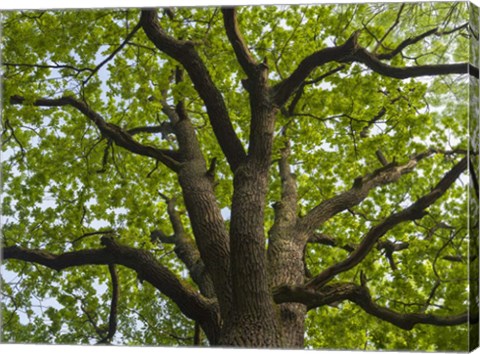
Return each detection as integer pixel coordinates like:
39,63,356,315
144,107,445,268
83,21,141,85
71,230,115,245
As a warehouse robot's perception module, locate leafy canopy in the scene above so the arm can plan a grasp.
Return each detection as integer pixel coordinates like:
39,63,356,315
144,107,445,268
0,2,475,350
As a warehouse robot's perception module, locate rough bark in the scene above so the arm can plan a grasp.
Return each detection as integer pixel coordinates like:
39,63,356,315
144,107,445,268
172,99,233,321
267,144,306,347
221,41,281,349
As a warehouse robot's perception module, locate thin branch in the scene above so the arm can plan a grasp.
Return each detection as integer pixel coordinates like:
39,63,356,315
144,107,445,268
79,299,104,339
71,230,115,245
130,309,193,344
440,22,469,36
273,11,306,80
287,65,345,116
4,119,26,159
126,125,166,135
155,194,216,298
96,139,112,174
378,18,469,69
163,196,185,236
150,229,175,244
308,233,409,270
0,291,20,327
432,228,467,282
146,160,160,178
376,239,410,271
375,149,389,166
308,233,355,252
360,107,387,137
83,21,142,85
304,65,346,86
373,4,405,53
3,62,94,74
126,41,157,52
377,23,469,60
422,280,441,312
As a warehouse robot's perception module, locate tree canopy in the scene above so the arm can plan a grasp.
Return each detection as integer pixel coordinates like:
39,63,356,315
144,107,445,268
1,2,479,350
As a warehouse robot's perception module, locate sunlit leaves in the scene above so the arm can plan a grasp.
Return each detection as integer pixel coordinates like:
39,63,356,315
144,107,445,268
1,2,472,349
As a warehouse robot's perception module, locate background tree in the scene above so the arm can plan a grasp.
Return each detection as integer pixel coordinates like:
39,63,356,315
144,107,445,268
1,2,478,350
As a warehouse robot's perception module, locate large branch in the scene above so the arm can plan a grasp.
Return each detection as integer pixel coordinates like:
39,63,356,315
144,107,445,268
9,95,180,171
2,237,220,342
298,150,436,235
222,8,258,78
273,282,473,330
267,141,301,285
272,31,360,107
347,48,473,79
140,9,246,172
157,68,232,317
273,30,476,107
3,244,115,270
307,157,467,289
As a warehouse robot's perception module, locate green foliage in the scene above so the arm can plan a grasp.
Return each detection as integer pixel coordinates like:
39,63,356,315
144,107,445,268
1,3,472,350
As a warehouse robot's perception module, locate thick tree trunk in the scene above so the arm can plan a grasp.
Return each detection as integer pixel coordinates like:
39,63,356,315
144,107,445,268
221,163,282,347
220,311,281,347
219,64,283,347
268,232,308,347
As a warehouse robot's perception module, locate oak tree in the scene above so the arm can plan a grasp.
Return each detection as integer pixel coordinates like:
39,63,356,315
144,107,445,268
1,2,479,350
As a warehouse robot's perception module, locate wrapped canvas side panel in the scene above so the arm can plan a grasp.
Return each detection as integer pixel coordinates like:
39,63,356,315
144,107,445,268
469,2,480,351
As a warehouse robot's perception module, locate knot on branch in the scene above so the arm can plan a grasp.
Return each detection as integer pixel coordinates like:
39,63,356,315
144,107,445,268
258,56,269,70
340,30,361,60
354,283,371,301
101,236,116,248
345,30,361,48
206,157,217,182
